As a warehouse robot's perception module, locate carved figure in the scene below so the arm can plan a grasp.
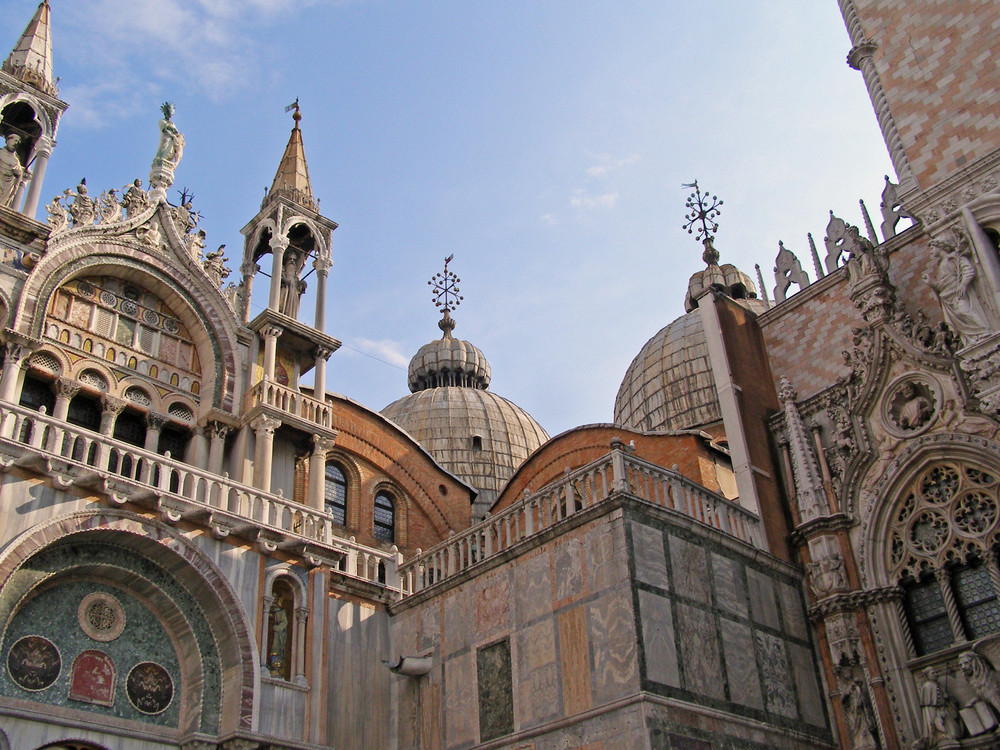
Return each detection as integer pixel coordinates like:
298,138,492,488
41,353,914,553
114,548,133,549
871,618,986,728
917,667,961,747
773,241,810,303
188,228,206,260
203,245,231,286
68,180,95,227
278,249,307,317
122,179,150,218
840,672,880,750
0,133,26,208
806,553,847,598
923,235,990,344
45,192,69,232
268,594,289,677
153,102,184,168
891,382,935,432
959,651,1000,717
97,188,122,224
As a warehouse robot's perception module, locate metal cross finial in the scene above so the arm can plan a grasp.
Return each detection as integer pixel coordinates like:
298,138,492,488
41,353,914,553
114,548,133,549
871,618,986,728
428,254,463,315
682,180,723,266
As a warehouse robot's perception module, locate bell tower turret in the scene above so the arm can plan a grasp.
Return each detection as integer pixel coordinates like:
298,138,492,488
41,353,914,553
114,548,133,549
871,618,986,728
0,0,68,219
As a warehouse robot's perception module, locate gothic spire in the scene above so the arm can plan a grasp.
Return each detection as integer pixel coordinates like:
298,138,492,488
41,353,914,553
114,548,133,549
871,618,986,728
3,1,57,97
268,100,316,211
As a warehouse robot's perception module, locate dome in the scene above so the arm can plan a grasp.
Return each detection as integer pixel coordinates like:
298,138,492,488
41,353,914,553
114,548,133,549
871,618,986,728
615,249,766,433
408,336,491,391
382,387,548,514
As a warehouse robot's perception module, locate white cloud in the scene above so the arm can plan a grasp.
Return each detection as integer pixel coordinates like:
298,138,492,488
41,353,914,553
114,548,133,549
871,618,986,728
539,213,559,226
350,338,410,368
570,189,618,211
585,153,639,178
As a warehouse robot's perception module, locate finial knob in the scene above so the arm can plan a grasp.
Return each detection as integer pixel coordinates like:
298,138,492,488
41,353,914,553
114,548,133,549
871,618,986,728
682,180,724,265
428,254,464,337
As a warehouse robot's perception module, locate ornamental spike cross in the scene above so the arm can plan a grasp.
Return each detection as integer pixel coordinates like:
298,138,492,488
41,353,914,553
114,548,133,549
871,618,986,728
428,254,464,315
682,180,723,245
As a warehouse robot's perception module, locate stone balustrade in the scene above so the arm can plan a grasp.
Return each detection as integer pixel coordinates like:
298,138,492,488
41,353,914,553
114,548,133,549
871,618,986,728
0,401,401,593
244,378,333,430
400,447,763,593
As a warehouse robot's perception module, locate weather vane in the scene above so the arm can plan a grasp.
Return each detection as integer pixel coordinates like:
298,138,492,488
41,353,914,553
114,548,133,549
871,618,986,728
428,254,463,314
682,180,723,265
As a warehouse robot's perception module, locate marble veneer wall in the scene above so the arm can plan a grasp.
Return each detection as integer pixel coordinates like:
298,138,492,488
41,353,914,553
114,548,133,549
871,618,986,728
390,497,833,750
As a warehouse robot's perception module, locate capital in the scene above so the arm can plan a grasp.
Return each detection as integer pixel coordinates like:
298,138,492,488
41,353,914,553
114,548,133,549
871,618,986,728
269,235,290,253
145,411,168,431
251,414,281,435
313,256,332,274
312,433,338,455
263,325,284,340
55,377,82,399
847,40,878,70
101,395,128,415
209,420,231,440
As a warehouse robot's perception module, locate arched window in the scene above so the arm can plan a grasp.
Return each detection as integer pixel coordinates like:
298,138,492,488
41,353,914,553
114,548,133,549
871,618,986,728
374,492,395,543
890,461,1000,655
324,463,347,525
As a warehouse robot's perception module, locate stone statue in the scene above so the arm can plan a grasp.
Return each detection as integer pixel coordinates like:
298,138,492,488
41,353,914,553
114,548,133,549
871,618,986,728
917,667,961,747
68,180,95,227
923,233,991,344
0,133,25,208
122,179,150,218
45,192,69,233
893,381,934,431
278,249,307,317
97,188,122,224
959,651,1000,717
203,245,231,287
153,102,184,169
268,595,289,677
839,671,880,749
188,228,206,260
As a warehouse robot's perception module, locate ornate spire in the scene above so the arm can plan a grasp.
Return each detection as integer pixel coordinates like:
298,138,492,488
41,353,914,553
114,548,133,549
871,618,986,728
3,1,57,96
268,99,316,211
682,180,723,266
428,254,463,339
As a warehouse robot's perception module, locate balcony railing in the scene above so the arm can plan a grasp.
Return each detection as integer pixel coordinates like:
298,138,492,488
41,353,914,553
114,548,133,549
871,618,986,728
0,401,402,593
400,447,764,593
244,378,334,430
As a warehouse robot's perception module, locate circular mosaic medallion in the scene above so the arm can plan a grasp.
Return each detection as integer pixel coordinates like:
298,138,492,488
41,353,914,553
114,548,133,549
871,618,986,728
127,662,173,714
162,318,179,334
78,593,126,642
142,309,159,326
76,280,95,298
6,635,61,691
120,299,139,317
99,290,117,307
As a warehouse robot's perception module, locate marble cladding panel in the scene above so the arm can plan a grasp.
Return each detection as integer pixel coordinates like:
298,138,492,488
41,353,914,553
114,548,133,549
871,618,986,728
190,532,260,623
719,617,763,711
515,619,561,727
527,702,647,750
327,599,393,750
777,581,809,641
445,650,478,748
710,552,747,616
675,602,724,701
638,588,679,688
419,598,442,653
584,521,625,593
1,715,178,750
558,605,593,715
257,681,306,740
0,476,91,547
755,631,798,720
477,639,514,742
588,584,640,703
443,586,473,657
669,536,710,606
788,642,827,727
630,520,668,588
746,568,781,631
475,571,512,640
552,536,586,605
514,551,552,623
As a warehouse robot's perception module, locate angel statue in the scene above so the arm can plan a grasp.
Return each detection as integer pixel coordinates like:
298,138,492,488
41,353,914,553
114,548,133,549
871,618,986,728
153,102,184,169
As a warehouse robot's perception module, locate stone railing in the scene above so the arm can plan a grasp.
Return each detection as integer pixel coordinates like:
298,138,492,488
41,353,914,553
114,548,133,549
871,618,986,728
0,401,401,593
400,447,763,593
244,378,334,430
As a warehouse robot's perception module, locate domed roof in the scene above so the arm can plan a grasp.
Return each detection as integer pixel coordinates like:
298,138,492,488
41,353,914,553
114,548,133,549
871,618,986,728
382,387,548,509
615,240,765,433
408,330,491,391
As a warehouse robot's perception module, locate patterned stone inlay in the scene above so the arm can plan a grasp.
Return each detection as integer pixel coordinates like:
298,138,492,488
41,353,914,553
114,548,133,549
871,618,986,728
7,635,61,691
78,592,126,642
127,661,174,714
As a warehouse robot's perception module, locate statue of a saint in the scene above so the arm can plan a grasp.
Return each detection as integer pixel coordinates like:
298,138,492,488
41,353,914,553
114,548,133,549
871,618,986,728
918,667,961,746
68,180,96,227
923,237,991,344
840,673,880,749
0,133,25,208
153,102,184,169
122,179,150,218
278,250,307,317
268,595,290,678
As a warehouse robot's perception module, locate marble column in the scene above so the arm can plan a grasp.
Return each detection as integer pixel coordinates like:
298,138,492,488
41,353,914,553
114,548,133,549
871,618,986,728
144,412,167,453
308,434,338,511
313,256,331,332
0,344,32,403
313,346,332,403
262,325,283,382
22,138,54,219
207,421,229,475
293,607,309,686
53,377,81,422
97,395,127,469
186,424,208,467
268,235,289,312
252,415,282,492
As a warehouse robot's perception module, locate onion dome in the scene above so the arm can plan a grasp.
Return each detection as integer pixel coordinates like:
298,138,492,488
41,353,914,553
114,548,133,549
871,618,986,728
382,257,548,519
615,182,764,432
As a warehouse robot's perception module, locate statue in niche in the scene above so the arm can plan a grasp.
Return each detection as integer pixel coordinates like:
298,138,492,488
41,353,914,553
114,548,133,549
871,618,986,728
923,233,991,344
836,664,880,750
0,133,25,208
278,249,307,317
916,666,961,748
267,584,293,679
122,179,150,218
153,102,184,169
68,179,95,227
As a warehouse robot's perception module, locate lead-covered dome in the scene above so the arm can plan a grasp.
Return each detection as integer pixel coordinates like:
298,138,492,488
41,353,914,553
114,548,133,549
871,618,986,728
382,306,547,519
615,239,764,432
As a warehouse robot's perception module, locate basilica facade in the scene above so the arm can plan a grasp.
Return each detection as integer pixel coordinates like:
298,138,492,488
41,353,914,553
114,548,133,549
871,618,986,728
1,2,1000,749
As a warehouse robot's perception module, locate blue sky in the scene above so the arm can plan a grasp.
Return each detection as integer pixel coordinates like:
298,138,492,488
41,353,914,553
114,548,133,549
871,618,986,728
11,0,895,436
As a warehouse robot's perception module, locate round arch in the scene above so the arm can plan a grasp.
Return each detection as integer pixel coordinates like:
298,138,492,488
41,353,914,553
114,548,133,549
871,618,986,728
11,236,241,415
371,479,405,547
0,508,259,734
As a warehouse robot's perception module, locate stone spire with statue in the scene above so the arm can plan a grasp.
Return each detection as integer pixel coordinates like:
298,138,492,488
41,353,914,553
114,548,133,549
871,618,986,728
149,102,184,202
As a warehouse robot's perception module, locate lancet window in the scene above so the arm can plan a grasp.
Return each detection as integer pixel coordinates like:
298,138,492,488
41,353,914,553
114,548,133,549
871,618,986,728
889,461,1000,655
374,491,395,543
